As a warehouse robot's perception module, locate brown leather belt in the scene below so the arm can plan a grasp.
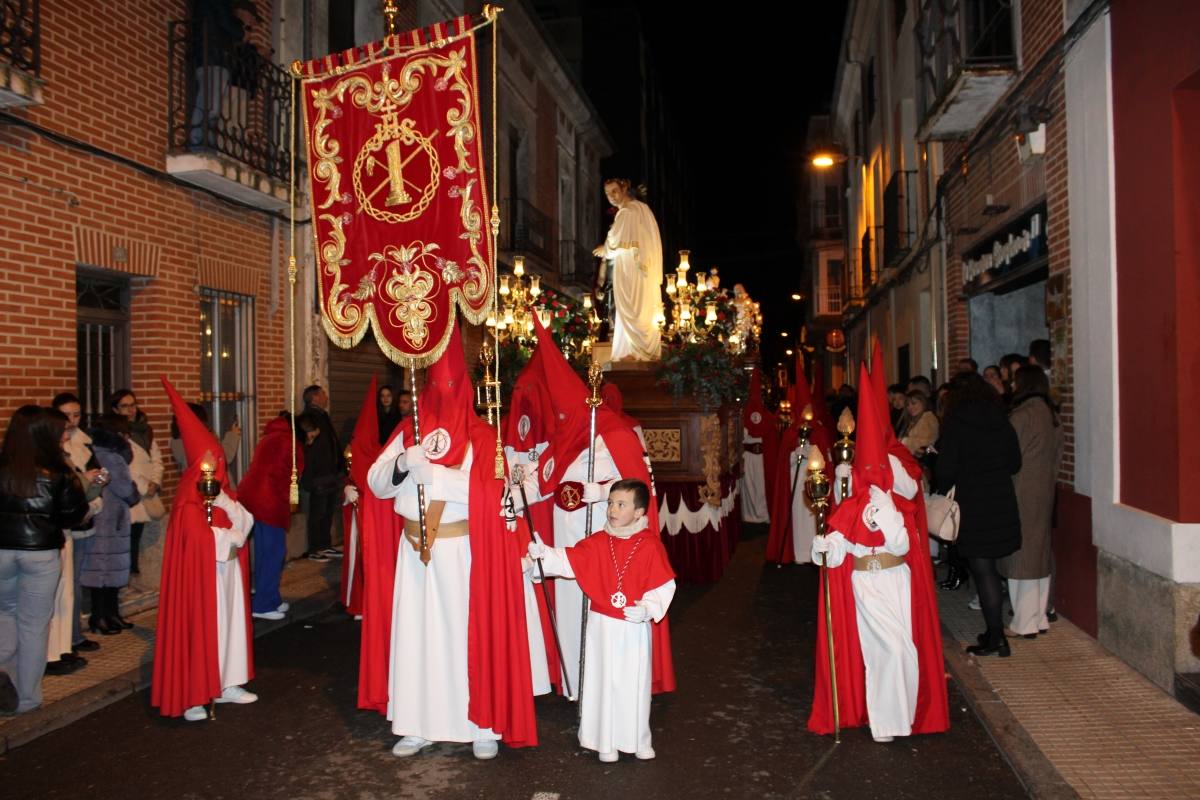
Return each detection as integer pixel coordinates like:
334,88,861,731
403,518,468,553
853,552,905,572
744,442,763,455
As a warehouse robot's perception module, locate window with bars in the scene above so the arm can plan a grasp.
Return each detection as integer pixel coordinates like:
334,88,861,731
76,270,131,427
199,288,257,482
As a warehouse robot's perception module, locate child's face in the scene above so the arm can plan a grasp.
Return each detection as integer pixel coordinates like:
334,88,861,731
607,488,644,529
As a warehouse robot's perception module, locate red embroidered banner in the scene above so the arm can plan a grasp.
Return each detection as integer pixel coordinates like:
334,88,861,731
298,16,493,367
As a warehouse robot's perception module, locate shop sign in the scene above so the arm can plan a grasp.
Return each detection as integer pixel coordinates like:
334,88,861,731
962,204,1047,290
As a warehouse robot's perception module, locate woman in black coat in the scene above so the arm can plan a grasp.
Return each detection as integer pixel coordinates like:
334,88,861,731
936,372,1022,656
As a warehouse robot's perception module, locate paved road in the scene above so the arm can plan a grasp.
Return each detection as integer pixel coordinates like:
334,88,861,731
1,529,1026,799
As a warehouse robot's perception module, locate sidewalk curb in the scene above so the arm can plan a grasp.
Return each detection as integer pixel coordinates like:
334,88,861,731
0,586,340,755
942,627,1079,800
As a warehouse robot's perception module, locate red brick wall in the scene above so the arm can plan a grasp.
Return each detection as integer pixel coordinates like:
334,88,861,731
0,0,286,497
940,0,1074,485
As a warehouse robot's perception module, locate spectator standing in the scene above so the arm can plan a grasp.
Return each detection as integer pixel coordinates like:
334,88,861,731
110,390,164,576
170,402,241,473
1000,367,1062,638
0,406,88,714
377,385,402,446
300,386,344,562
79,415,141,635
935,372,1022,657
898,391,939,458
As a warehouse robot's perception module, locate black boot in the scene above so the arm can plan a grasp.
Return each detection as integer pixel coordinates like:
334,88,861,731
966,629,1011,657
107,587,133,630
88,588,120,635
940,564,969,591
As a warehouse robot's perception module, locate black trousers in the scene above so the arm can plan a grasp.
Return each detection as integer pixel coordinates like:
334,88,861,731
306,488,340,553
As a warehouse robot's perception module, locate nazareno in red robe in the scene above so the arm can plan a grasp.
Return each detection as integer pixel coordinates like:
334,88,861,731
340,377,381,618
151,377,254,718
807,360,949,736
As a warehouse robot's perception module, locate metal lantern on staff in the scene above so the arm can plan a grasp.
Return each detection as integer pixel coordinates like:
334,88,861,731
805,446,839,743
198,461,221,525
833,407,856,501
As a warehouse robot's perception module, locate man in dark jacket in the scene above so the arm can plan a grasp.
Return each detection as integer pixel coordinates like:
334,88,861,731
300,386,344,562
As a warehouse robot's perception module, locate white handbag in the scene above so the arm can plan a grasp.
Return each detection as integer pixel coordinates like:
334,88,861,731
924,486,960,542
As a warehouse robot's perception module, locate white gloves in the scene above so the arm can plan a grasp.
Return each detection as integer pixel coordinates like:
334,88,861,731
812,534,832,554
344,484,360,505
834,463,852,480
508,466,539,511
582,482,604,503
213,491,237,514
865,485,904,537
622,601,651,623
527,541,548,560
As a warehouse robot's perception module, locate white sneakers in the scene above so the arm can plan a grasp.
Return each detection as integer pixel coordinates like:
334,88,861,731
873,735,895,743
636,747,656,760
392,736,433,757
217,685,258,704
472,740,499,760
598,751,619,763
183,706,208,722
276,602,290,613
252,610,286,620
598,748,655,762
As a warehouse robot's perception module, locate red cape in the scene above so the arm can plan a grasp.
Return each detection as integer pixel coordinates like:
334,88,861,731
151,479,253,717
743,369,780,511
465,419,539,746
765,422,834,564
342,379,382,615
355,457,401,715
238,417,303,530
565,527,675,621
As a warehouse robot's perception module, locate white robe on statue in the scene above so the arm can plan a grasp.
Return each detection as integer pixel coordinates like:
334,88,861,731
814,458,920,740
789,443,817,564
213,493,253,689
605,199,663,362
534,545,675,756
739,430,769,524
367,433,500,744
524,437,621,697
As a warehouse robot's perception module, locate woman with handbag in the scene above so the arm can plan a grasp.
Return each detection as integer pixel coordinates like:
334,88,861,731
110,390,165,576
935,372,1022,657
999,367,1062,638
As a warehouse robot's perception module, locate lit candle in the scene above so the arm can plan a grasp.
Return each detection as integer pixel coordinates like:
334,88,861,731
697,272,708,292
705,302,717,325
499,275,510,296
530,275,541,296
503,307,514,325
513,256,525,277
676,266,688,289
807,446,825,473
583,293,593,309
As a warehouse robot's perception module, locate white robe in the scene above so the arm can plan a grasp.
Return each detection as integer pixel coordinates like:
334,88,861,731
504,443,552,697
739,430,769,524
535,544,675,755
605,199,663,362
815,457,921,740
367,433,500,744
213,497,254,690
789,443,817,564
525,436,621,697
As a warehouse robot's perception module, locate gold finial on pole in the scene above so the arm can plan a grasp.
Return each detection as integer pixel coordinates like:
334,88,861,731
381,0,401,35
833,408,856,500
586,362,603,409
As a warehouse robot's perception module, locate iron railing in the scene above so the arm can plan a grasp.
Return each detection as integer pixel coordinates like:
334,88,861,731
916,0,1016,120
558,239,597,289
167,18,292,182
500,197,557,267
815,282,843,317
1,0,39,75
809,200,843,237
883,170,918,267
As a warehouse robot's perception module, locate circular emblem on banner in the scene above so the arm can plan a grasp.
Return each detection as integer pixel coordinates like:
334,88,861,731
423,428,451,461
542,457,556,482
517,414,531,442
353,116,440,225
559,484,582,510
750,411,762,425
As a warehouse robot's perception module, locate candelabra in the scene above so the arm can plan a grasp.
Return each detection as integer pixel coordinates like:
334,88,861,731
488,256,543,343
658,250,719,344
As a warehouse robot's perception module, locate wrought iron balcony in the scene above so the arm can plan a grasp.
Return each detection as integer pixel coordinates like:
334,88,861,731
558,239,597,289
915,0,1017,140
0,0,43,108
165,18,291,209
815,282,843,318
883,170,918,267
499,198,557,268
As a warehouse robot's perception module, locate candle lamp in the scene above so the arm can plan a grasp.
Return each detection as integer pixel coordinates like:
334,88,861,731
198,461,220,524
833,407,856,499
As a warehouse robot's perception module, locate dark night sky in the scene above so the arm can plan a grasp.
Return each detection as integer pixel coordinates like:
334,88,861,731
636,2,849,367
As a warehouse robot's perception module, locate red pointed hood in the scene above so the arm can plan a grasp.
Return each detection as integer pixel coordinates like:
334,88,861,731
869,338,895,444
413,324,475,465
505,346,555,453
161,376,226,484
349,376,381,487
854,362,892,491
601,382,643,433
790,353,814,424
533,313,588,427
